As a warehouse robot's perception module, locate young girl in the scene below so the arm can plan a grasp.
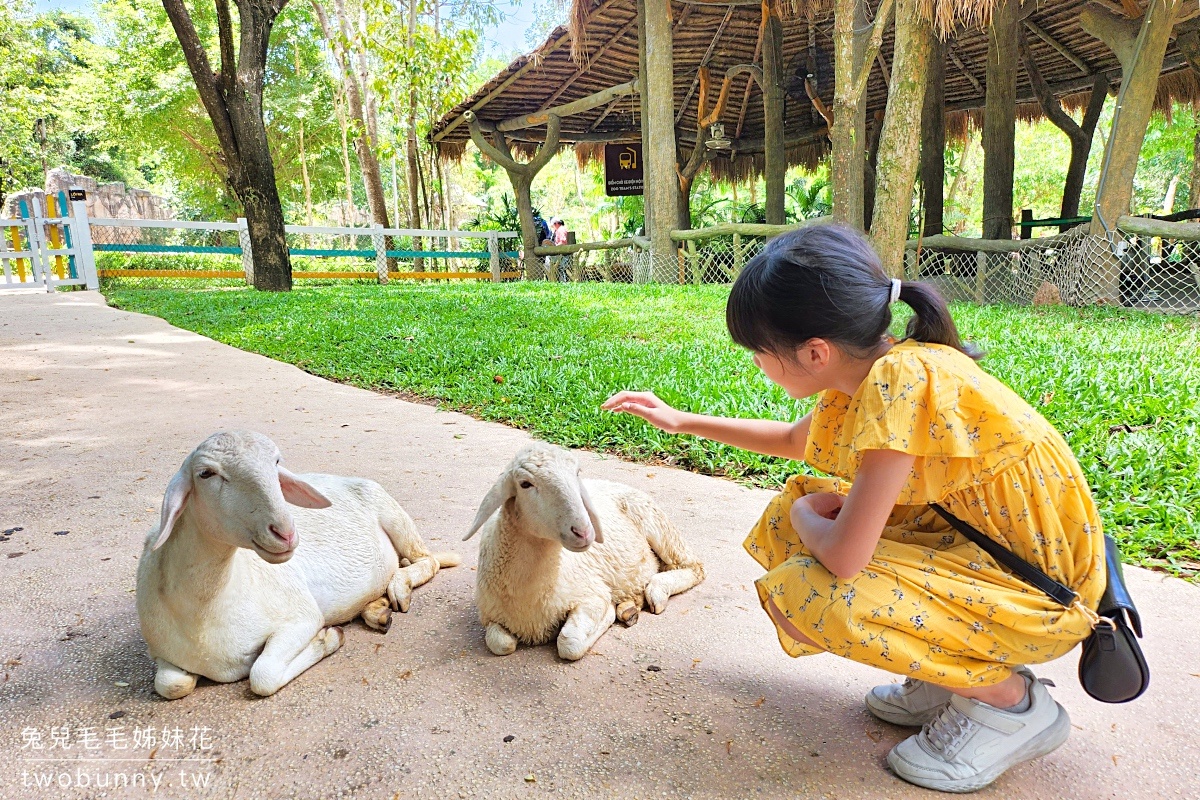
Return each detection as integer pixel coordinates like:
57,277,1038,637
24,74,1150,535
603,225,1105,794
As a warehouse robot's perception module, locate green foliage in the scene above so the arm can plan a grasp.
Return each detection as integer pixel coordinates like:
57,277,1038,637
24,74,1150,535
464,193,529,233
106,283,1200,577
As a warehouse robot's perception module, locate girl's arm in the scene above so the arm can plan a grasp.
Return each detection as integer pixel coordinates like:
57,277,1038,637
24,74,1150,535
603,391,811,461
791,448,915,579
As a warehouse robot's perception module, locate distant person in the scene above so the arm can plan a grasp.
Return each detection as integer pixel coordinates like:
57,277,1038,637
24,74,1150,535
550,217,571,281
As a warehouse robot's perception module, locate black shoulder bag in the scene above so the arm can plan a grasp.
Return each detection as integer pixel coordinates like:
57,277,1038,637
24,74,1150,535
929,503,1149,703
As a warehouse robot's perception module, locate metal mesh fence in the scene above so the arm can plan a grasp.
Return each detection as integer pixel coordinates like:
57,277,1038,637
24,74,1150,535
90,221,523,290
910,226,1200,312
81,215,1200,313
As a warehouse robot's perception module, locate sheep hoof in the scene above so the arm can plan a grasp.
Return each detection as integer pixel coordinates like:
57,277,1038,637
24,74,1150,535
322,626,345,654
362,597,393,633
645,584,669,615
399,557,412,568
387,580,413,613
557,637,588,661
616,600,640,627
485,624,518,656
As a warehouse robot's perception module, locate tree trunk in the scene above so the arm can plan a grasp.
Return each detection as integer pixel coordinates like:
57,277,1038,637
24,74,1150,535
1084,0,1180,302
1062,78,1107,221
640,0,678,262
162,0,293,290
868,0,931,275
1193,101,1200,210
832,0,887,229
864,110,883,229
677,175,694,231
761,0,786,225
982,0,1019,240
920,35,945,237
335,89,357,225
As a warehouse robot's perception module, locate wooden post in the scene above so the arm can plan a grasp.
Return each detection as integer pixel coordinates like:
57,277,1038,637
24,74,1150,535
869,0,931,275
982,0,1019,240
640,0,678,265
1084,0,1180,302
1020,208,1033,239
761,0,786,226
69,188,99,290
371,223,388,284
920,35,945,238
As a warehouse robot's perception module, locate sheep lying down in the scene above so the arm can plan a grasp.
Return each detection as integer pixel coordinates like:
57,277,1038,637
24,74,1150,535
136,431,458,699
464,444,705,661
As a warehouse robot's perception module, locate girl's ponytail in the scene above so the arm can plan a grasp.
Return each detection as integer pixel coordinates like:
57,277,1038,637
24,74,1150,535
896,281,982,360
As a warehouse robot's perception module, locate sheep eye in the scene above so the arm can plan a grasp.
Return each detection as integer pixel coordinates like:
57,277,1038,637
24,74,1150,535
198,469,216,480
519,480,533,489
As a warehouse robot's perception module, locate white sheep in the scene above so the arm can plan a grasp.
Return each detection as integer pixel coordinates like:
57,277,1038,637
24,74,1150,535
463,444,705,661
136,431,458,699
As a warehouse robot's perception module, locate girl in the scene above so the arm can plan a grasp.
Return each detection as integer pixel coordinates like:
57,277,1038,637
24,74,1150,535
603,225,1105,793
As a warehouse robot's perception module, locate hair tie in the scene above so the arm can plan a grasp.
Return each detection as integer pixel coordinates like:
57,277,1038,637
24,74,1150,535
889,278,902,304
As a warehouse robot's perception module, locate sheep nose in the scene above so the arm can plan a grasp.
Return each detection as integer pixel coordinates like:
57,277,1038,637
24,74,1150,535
268,523,296,548
570,525,592,542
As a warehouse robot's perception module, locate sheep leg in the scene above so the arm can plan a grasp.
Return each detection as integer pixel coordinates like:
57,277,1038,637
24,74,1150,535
485,622,518,656
386,556,439,613
557,598,616,661
645,567,705,614
361,597,393,632
248,625,344,697
153,658,198,700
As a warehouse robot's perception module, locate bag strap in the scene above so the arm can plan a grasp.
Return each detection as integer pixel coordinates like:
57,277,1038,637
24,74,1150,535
929,503,1079,610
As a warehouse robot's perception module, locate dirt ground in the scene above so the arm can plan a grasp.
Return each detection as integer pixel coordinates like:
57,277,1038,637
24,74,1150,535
1,289,1198,800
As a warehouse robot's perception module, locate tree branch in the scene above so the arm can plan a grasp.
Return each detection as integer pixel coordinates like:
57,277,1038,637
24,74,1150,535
1020,32,1082,139
852,0,894,104
214,0,238,93
524,114,562,175
161,0,237,157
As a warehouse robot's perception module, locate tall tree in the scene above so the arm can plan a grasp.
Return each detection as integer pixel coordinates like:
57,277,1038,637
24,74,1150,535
161,0,293,290
311,0,390,235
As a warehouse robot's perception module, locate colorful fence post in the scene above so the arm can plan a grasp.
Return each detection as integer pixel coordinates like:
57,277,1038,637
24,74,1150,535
45,194,66,280
6,222,29,282
57,190,78,279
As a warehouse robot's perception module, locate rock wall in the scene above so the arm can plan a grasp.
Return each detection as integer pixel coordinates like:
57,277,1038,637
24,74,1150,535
4,167,173,222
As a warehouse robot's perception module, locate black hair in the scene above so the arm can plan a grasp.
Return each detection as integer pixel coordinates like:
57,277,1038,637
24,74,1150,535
726,223,980,360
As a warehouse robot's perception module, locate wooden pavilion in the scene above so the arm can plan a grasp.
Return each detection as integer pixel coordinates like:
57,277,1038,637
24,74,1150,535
432,0,1200,297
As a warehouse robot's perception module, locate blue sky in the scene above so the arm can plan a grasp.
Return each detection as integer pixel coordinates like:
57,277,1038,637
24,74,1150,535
32,0,539,60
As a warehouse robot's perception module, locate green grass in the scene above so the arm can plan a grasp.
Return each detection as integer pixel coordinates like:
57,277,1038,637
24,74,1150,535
105,282,1200,578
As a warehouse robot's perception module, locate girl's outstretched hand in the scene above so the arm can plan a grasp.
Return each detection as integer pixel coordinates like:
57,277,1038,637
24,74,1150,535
602,391,685,434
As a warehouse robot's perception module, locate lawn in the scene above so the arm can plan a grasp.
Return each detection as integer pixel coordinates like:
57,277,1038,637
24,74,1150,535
106,282,1200,577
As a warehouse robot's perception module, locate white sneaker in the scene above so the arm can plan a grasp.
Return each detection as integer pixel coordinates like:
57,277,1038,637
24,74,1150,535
886,674,1070,793
865,678,954,726
866,667,1035,727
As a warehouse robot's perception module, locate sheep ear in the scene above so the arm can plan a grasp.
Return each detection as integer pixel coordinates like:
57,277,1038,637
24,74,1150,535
153,466,192,550
578,478,604,544
464,472,514,541
278,465,332,509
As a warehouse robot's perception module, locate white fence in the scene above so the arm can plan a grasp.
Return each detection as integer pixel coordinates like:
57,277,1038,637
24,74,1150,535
3,187,522,289
1,189,99,291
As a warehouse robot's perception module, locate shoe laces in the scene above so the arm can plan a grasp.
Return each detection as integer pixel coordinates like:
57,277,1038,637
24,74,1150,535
921,703,977,755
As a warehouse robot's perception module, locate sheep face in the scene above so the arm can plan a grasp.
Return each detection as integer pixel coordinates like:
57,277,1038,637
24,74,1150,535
464,445,604,552
153,431,332,564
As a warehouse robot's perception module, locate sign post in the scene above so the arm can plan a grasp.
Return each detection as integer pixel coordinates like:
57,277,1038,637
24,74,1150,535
604,143,644,197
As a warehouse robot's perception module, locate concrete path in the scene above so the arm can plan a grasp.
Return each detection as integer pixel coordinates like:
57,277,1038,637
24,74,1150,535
1,290,1197,800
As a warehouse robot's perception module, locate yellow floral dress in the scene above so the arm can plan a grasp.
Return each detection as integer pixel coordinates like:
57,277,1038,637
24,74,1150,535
745,340,1106,688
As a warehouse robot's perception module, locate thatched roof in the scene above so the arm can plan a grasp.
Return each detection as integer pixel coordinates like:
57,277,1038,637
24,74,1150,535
431,0,1197,182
